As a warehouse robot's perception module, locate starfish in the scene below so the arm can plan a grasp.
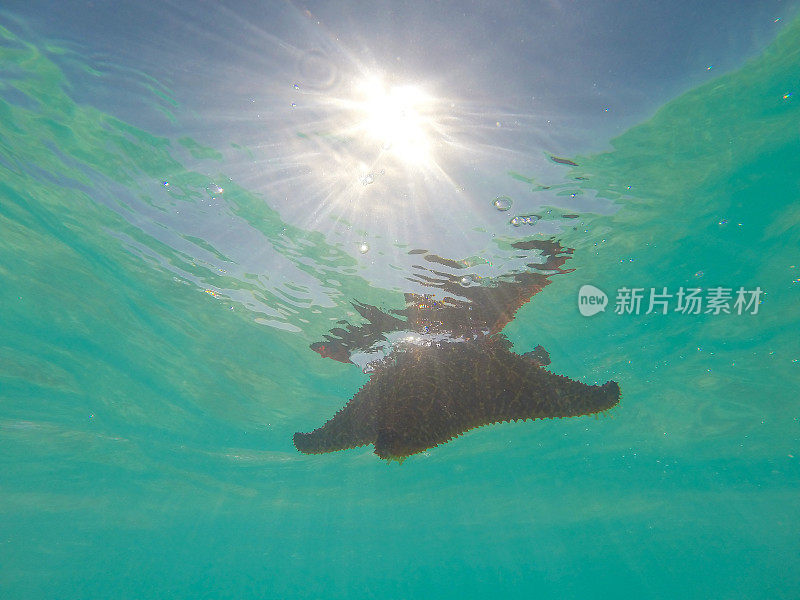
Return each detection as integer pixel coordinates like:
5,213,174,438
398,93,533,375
294,239,620,461
294,335,619,461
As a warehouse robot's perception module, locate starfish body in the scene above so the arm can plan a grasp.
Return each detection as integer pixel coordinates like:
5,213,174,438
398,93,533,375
294,336,620,461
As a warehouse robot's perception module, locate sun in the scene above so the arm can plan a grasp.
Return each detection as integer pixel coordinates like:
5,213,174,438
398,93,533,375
348,77,438,165
265,61,518,234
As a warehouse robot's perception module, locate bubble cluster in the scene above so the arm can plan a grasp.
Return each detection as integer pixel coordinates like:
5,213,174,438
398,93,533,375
491,196,513,211
510,214,540,227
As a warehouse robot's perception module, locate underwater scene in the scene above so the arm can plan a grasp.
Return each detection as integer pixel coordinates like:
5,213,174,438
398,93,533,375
1,1,798,598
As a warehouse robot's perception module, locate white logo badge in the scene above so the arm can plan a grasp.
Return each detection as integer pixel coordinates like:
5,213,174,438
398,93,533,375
578,284,608,316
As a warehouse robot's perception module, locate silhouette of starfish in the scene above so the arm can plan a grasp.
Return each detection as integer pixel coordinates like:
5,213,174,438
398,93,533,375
294,239,620,461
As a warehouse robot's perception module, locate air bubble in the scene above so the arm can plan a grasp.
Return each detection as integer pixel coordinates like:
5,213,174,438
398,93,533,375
460,274,483,287
510,214,540,227
297,49,339,91
361,174,375,186
358,242,370,254
491,196,513,211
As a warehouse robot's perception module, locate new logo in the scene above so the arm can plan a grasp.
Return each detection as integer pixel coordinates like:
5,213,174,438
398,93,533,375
578,284,608,316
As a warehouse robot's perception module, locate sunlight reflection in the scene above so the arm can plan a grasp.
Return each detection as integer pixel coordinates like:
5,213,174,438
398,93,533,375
211,5,583,265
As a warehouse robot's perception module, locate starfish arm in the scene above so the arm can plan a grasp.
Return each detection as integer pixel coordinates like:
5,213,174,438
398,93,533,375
292,387,378,454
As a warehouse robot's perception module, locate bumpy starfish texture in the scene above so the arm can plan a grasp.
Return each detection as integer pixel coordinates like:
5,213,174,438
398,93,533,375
294,335,620,461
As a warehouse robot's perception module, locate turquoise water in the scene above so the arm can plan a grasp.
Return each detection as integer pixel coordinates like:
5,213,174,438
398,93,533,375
1,12,799,600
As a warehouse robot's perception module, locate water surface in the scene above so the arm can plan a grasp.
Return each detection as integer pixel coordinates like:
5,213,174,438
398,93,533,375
1,6,798,600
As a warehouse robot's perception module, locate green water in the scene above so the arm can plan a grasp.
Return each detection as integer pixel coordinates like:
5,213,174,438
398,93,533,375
1,15,799,600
